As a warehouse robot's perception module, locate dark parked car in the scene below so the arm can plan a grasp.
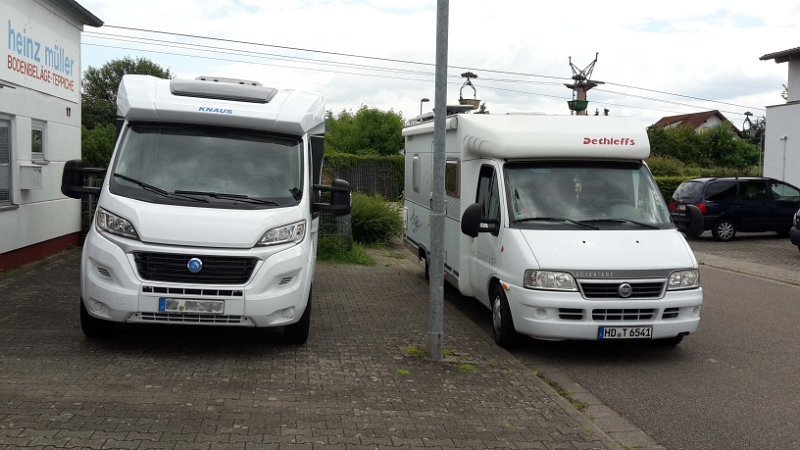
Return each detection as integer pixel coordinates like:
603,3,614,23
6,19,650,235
670,177,800,241
791,208,800,251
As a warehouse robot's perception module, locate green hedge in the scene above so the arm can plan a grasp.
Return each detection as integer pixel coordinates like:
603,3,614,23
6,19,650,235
324,152,404,171
350,192,402,244
654,176,695,201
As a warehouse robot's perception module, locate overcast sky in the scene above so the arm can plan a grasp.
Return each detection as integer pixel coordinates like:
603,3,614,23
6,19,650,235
79,0,798,126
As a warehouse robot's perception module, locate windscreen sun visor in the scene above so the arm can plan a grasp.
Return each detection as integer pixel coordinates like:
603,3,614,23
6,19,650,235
170,79,278,104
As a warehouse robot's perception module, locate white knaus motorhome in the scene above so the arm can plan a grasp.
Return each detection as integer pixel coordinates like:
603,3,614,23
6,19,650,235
403,114,703,348
61,75,351,343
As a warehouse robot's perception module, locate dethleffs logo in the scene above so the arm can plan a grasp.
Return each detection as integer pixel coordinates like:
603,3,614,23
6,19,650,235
198,107,233,114
583,137,636,145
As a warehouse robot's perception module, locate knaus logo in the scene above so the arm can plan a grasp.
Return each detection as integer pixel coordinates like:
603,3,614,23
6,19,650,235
583,137,636,145
198,107,233,114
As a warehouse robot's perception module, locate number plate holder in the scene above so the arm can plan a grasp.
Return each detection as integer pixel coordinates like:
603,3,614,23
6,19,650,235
597,326,652,339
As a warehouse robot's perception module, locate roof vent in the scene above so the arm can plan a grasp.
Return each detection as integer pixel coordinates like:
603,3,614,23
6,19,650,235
170,78,278,104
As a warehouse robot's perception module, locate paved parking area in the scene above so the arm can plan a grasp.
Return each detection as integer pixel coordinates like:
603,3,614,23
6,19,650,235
687,232,800,281
0,249,617,450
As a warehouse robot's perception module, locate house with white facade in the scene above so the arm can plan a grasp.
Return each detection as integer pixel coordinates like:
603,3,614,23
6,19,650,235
0,0,102,270
760,47,800,187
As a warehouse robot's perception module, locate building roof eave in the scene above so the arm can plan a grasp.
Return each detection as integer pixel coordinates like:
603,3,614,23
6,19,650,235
47,0,103,28
759,46,800,64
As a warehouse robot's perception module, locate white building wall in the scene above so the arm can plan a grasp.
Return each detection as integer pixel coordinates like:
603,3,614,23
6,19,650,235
697,115,722,131
788,60,800,103
764,102,800,187
0,0,84,255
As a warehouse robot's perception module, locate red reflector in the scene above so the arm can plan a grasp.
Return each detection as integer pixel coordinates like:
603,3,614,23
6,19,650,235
695,203,707,214
669,202,677,211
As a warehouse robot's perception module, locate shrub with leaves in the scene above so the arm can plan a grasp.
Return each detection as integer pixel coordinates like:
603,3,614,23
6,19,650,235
351,192,402,244
646,156,685,177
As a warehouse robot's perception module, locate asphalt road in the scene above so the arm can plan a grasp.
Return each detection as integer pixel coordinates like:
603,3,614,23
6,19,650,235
443,267,800,450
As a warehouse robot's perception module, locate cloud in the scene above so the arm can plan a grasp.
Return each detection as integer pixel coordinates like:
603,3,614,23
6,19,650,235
79,0,797,125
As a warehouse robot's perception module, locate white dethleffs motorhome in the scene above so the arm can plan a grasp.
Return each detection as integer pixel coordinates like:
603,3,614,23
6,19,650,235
403,113,703,348
61,75,350,344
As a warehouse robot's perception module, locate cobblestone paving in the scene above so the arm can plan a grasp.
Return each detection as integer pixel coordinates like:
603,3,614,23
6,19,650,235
0,249,614,450
688,232,800,272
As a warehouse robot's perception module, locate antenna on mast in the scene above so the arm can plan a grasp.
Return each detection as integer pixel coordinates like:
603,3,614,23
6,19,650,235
565,53,604,115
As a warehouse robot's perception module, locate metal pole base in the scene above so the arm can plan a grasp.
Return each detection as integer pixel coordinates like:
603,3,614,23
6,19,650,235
427,331,443,361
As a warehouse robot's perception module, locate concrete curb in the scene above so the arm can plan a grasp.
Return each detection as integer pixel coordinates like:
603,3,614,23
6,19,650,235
695,252,800,286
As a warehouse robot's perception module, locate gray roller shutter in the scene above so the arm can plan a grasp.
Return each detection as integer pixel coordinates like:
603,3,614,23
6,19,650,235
0,121,10,204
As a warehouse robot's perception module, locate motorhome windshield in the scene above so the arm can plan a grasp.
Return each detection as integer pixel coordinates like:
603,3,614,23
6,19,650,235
505,161,673,229
110,124,303,208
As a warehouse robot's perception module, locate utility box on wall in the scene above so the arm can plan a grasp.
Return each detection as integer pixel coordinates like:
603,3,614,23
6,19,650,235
19,165,43,190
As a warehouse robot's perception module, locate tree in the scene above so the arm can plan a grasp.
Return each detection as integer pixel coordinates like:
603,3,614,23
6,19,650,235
81,124,117,168
325,105,405,156
647,123,760,169
82,57,171,129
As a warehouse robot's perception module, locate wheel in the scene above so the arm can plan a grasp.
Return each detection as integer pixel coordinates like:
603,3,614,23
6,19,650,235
80,299,114,338
711,219,736,242
284,289,312,345
491,285,518,349
651,334,684,346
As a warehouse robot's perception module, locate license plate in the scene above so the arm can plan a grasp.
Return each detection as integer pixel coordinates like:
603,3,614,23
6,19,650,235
677,205,686,211
158,298,224,314
597,326,652,339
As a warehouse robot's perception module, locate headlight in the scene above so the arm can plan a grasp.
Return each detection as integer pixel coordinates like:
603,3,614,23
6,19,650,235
95,208,139,240
257,220,306,246
668,270,699,290
524,270,577,291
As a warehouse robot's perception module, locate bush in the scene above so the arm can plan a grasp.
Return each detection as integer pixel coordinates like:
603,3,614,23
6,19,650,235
654,176,696,201
351,192,402,244
81,124,117,168
317,237,375,265
646,156,684,176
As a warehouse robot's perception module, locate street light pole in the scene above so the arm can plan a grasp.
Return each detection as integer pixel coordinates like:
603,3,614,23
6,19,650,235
428,0,448,361
420,98,430,116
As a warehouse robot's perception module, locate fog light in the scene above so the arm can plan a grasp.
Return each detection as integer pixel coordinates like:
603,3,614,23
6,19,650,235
91,301,104,312
534,308,548,319
281,308,293,319
692,307,701,317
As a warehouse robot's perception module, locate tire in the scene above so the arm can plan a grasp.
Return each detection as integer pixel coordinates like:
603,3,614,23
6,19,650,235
491,285,518,349
651,334,684,346
284,290,312,345
80,299,114,338
711,219,736,242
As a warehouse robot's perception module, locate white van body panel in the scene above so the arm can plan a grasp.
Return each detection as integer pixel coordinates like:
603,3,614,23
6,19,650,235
403,114,703,342
82,75,326,329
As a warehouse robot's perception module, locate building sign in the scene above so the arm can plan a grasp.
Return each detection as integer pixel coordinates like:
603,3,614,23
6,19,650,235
2,0,80,103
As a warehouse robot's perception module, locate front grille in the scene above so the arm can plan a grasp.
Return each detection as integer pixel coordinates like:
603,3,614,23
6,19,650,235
592,309,655,321
140,312,244,324
580,281,665,299
134,252,257,284
559,308,583,320
142,286,243,296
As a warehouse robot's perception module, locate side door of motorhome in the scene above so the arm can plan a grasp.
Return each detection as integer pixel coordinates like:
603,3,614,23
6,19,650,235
469,162,504,306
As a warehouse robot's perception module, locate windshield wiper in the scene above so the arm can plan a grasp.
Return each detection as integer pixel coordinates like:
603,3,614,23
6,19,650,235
174,190,279,205
579,218,660,229
113,173,208,202
512,217,599,230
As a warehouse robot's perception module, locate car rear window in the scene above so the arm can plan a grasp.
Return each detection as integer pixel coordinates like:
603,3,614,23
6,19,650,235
672,181,703,202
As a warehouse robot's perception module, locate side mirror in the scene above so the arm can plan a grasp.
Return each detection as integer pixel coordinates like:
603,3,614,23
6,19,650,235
61,159,104,199
685,204,704,239
461,203,500,237
313,179,351,217
461,203,481,237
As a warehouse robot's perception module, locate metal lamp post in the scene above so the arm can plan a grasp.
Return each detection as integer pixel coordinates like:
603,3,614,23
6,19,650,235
420,98,430,116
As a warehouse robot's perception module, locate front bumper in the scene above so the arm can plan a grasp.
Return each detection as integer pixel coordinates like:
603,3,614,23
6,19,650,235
503,282,703,340
790,226,800,246
81,228,314,327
